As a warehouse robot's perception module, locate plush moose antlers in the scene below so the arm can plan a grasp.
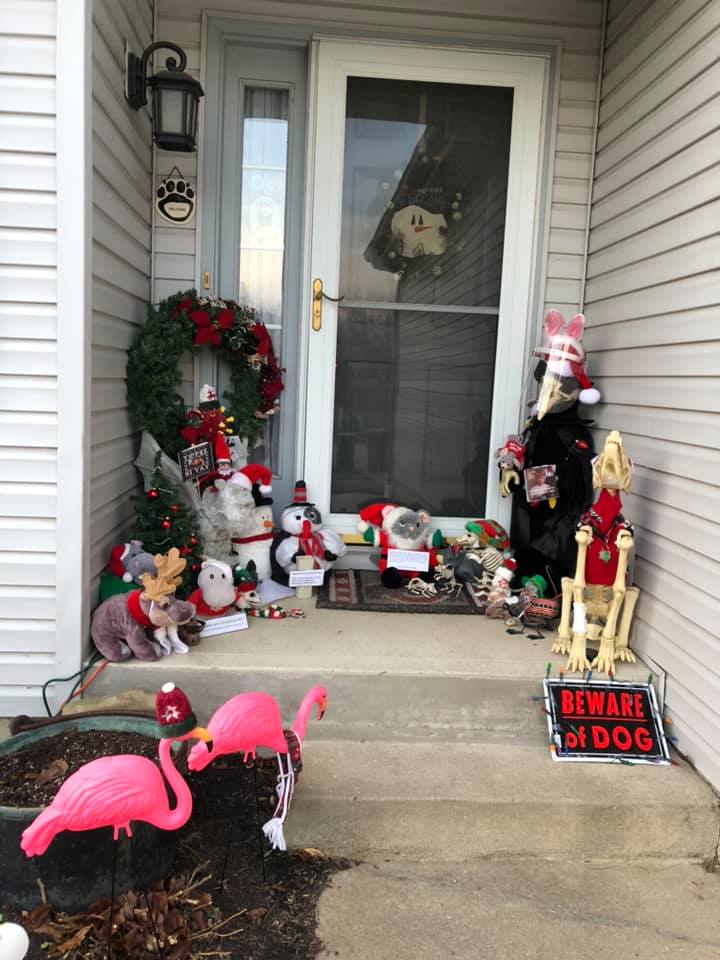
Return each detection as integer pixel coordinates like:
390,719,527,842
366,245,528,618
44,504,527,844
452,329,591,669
141,547,186,601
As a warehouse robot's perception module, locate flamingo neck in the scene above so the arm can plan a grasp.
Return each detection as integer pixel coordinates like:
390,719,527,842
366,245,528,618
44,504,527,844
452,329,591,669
158,738,193,830
292,689,321,743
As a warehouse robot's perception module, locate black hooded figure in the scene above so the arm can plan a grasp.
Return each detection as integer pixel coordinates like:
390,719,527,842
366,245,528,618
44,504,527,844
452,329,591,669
499,310,600,586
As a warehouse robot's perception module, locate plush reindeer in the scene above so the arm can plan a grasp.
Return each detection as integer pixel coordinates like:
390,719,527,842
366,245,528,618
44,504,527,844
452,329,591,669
91,548,196,661
552,431,639,674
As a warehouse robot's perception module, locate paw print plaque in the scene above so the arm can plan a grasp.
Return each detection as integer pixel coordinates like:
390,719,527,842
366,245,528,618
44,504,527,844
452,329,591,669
156,167,196,224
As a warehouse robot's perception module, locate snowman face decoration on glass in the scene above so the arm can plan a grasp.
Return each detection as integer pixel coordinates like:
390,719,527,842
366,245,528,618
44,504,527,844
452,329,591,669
390,204,447,258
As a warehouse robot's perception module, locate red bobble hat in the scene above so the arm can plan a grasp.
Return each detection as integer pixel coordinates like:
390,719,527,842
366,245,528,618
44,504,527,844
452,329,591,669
107,543,132,582
155,682,198,739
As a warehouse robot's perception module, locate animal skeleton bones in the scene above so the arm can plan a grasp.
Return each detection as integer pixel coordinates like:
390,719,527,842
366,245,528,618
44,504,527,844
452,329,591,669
406,577,438,597
552,431,639,674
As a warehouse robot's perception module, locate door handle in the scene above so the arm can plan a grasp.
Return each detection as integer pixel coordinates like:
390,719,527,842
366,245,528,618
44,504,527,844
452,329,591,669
312,278,344,331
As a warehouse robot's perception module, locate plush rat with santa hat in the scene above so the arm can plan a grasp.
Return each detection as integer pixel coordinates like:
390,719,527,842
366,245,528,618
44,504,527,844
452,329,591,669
358,502,439,589
270,481,346,585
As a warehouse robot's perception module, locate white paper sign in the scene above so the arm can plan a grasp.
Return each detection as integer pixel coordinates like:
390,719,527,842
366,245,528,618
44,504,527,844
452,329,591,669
200,611,248,637
289,568,325,587
387,548,430,572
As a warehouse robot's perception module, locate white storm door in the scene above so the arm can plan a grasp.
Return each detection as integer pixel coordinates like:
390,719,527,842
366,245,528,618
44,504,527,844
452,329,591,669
303,39,546,535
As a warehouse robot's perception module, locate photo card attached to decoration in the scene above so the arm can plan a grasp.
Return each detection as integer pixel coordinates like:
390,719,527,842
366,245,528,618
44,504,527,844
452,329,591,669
178,441,214,482
543,677,670,765
524,464,559,504
156,166,196,224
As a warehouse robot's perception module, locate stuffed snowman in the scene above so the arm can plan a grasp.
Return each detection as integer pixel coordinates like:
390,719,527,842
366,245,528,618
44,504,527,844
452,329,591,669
231,466,275,581
270,481,346,585
390,204,448,258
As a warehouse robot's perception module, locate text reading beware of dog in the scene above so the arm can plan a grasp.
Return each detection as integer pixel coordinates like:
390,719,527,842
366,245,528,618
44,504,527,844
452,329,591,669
543,679,670,764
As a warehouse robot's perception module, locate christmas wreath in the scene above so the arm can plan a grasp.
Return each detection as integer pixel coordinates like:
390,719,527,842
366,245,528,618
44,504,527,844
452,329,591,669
127,290,284,457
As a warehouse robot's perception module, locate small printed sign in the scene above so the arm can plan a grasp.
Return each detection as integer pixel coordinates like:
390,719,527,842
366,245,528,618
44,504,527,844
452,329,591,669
387,548,430,572
524,464,559,504
289,568,325,587
199,611,248,637
543,678,670,764
178,441,214,482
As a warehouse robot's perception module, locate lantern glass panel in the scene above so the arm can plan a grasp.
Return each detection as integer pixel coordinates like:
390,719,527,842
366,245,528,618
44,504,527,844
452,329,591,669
158,87,185,135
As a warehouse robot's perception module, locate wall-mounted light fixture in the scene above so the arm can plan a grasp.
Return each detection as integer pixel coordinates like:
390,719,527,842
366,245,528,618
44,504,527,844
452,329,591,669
125,41,204,152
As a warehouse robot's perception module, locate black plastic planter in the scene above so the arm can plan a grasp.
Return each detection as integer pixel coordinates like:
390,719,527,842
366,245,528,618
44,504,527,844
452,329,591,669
0,716,177,913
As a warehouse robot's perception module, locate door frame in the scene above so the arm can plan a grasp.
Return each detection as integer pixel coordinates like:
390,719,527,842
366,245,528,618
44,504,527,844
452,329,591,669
304,38,548,534
200,15,558,526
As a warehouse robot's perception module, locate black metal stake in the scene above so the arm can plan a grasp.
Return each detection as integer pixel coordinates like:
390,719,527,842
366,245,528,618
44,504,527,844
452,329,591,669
217,813,235,893
143,888,166,959
253,763,268,883
107,838,118,960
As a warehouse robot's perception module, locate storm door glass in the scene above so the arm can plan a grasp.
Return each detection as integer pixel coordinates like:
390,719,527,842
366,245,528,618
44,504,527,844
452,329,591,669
330,77,513,517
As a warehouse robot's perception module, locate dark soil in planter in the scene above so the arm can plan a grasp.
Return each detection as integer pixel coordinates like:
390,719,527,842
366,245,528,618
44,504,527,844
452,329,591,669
0,730,159,806
4,747,352,959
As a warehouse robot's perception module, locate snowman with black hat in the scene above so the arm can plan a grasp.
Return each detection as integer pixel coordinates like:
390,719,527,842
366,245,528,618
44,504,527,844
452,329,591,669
270,481,346,585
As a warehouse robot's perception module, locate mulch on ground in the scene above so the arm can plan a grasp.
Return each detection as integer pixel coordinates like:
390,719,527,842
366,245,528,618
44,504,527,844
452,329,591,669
2,734,352,960
0,730,159,807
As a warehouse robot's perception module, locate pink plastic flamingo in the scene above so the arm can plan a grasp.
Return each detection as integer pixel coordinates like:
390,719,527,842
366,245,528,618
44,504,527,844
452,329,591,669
187,685,327,850
21,683,212,857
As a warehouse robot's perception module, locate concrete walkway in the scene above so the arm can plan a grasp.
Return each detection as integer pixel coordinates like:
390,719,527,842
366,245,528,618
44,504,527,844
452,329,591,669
316,857,720,959
6,600,720,957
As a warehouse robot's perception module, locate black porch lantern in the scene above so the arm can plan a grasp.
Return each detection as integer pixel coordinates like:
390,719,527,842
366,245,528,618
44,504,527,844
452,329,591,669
125,41,204,152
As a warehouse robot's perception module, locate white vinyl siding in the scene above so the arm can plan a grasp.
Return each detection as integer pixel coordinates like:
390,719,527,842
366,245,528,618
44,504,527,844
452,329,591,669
585,0,720,790
154,0,605,319
90,0,153,592
0,0,59,715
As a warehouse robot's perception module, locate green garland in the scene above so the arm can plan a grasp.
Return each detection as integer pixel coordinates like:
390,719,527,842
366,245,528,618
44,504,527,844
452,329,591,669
127,290,283,458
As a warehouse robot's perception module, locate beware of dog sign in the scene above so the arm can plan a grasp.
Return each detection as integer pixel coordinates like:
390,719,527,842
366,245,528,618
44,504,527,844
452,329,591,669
543,678,670,764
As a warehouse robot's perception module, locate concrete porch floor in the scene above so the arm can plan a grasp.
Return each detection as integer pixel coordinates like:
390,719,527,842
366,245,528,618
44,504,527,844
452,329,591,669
89,596,654,737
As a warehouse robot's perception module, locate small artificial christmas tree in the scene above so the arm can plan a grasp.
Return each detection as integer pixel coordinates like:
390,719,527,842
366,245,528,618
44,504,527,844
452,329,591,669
131,455,203,596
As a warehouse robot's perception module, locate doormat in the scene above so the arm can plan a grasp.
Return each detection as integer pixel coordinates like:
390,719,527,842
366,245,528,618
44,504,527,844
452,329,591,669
315,569,484,614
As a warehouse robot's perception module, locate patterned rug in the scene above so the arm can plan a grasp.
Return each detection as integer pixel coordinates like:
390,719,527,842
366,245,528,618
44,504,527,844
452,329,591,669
315,569,485,615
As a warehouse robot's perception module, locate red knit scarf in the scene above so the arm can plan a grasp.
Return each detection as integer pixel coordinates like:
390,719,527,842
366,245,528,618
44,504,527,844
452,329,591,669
126,590,153,627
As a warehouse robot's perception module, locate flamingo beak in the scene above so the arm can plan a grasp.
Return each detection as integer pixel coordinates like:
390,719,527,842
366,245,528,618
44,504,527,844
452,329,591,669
318,696,327,719
191,726,213,752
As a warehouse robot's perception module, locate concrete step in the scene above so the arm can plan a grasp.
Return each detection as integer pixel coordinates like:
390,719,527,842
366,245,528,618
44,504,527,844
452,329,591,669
285,739,719,862
90,601,654,744
315,858,720,960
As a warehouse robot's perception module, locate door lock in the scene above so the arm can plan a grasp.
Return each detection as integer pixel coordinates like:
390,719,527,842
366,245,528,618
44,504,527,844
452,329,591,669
312,278,344,331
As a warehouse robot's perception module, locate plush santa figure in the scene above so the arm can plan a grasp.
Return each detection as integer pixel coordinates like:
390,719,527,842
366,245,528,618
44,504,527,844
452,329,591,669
270,481,346,585
232,477,275,581
358,502,438,589
229,464,273,498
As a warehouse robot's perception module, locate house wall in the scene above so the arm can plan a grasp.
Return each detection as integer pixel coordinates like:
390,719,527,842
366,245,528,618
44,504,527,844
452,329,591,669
90,0,154,593
0,0,60,714
585,0,720,789
154,0,606,319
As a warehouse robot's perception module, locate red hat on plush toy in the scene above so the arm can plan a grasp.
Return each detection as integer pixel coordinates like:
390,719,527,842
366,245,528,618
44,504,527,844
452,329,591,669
230,464,272,494
155,682,198,739
107,543,133,582
358,502,396,533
